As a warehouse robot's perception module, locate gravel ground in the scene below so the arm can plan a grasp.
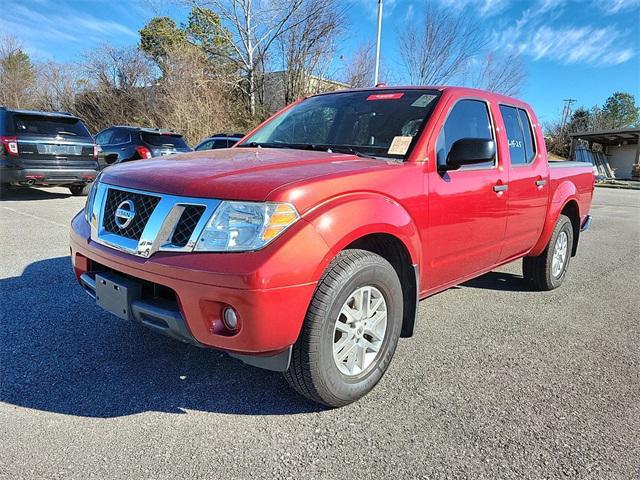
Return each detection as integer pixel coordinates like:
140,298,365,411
0,186,638,480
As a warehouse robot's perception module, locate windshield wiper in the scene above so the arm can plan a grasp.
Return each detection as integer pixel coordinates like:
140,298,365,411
322,145,378,159
237,142,380,159
237,141,290,149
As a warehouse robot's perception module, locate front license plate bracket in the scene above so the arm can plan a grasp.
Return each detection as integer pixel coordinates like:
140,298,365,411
95,272,142,320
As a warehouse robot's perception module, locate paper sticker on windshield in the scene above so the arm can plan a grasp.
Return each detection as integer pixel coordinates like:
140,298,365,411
367,92,404,101
388,136,413,155
411,94,437,108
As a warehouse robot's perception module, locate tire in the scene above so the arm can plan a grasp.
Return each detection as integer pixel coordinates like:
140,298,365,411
284,249,403,407
68,184,90,196
523,214,573,291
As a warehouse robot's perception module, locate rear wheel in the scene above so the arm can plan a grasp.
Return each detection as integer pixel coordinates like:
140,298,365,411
68,184,90,196
284,249,403,407
523,214,573,291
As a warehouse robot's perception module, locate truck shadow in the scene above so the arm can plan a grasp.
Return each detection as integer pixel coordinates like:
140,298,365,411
0,257,322,418
461,271,532,292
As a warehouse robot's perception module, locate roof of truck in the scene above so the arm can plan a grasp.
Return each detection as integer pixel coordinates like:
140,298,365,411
310,85,531,110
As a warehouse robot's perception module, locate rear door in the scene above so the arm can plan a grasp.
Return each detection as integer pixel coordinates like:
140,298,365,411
13,113,96,170
426,98,508,288
497,105,549,260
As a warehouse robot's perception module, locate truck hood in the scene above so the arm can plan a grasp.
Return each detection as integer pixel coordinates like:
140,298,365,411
99,147,390,201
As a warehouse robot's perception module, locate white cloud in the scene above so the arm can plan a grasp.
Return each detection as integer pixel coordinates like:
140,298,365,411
437,0,511,17
0,1,137,57
597,0,640,14
495,17,635,67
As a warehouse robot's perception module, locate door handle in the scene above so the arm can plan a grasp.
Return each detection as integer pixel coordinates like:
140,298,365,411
535,179,547,187
493,184,508,192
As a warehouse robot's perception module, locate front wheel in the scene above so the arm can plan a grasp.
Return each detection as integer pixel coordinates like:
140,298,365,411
284,249,403,407
523,214,574,291
68,184,90,196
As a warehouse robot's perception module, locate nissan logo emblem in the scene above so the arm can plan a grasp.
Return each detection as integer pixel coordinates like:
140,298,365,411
114,199,136,229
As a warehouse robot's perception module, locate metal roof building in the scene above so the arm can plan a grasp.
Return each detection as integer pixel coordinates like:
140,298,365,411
570,128,640,179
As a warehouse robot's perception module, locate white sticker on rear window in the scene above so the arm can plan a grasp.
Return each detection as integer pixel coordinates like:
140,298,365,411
388,136,413,155
411,94,437,108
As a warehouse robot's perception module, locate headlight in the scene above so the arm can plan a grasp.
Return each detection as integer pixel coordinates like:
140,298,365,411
194,201,300,252
84,176,100,223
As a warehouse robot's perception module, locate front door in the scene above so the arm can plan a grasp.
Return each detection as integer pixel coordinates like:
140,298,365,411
426,98,509,289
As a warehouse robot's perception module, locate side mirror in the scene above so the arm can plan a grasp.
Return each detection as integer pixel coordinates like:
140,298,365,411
442,138,496,171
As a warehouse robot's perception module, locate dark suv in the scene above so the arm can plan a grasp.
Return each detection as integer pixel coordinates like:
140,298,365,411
194,133,244,151
0,107,98,195
95,126,192,166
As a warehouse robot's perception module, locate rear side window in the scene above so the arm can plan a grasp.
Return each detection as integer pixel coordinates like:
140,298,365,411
499,105,536,165
110,129,131,144
14,115,91,137
141,133,188,148
436,99,495,169
518,109,536,163
212,139,229,149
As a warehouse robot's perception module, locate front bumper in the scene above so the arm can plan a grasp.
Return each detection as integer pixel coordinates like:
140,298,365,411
70,211,327,367
0,166,97,185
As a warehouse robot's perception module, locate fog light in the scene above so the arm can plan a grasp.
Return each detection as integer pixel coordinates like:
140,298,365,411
222,307,238,330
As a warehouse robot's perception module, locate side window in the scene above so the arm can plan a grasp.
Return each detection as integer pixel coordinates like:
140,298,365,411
499,105,536,165
499,105,526,165
211,139,228,149
436,99,494,169
95,130,112,145
518,108,536,163
110,129,130,144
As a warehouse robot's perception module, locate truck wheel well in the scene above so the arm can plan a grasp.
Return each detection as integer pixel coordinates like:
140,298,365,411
346,233,418,338
561,200,580,257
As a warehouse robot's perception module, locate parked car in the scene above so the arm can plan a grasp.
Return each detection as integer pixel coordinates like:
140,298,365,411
0,107,98,195
194,133,244,151
71,87,595,407
95,126,192,166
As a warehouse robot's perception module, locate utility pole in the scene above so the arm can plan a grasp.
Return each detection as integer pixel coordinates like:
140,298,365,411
373,0,383,85
559,98,577,135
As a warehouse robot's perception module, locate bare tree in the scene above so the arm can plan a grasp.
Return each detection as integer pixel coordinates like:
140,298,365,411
189,0,317,116
158,46,243,144
277,0,345,105
341,42,374,88
0,35,37,108
34,61,82,112
472,52,526,96
398,5,484,85
75,45,158,132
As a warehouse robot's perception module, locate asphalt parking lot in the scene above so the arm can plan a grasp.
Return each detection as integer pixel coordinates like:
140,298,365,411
0,186,638,479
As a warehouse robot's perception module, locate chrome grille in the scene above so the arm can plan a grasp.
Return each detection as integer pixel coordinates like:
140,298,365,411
90,183,220,258
171,205,206,247
102,188,160,240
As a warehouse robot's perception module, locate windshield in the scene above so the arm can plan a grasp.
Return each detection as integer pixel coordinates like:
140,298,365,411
240,90,441,159
14,115,91,137
141,133,189,148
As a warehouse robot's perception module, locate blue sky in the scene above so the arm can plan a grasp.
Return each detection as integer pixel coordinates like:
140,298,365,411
1,0,638,123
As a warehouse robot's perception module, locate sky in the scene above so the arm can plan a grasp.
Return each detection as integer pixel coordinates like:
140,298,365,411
1,0,638,123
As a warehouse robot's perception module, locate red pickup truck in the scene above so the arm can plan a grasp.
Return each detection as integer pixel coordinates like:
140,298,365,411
70,87,594,407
